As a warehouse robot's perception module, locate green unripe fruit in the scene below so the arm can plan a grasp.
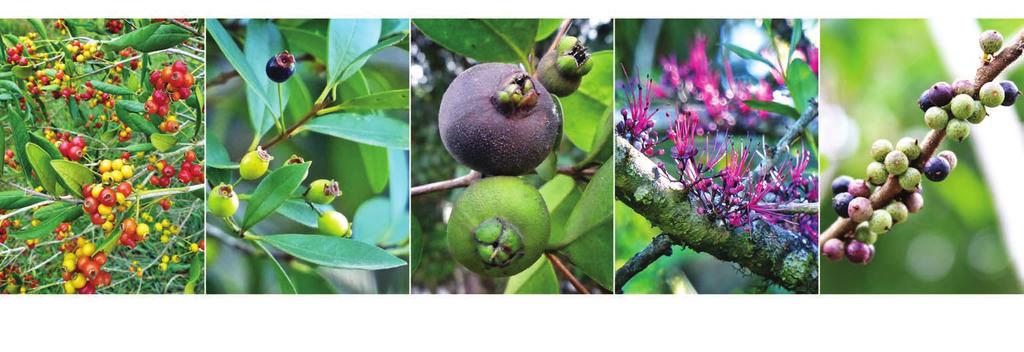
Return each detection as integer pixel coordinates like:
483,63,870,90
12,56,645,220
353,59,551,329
557,36,579,53
979,81,1005,107
885,201,909,224
869,209,893,234
239,147,272,180
447,176,550,277
305,179,341,204
899,167,922,191
884,150,909,175
866,161,888,185
208,184,239,218
536,36,591,97
870,139,893,162
556,55,578,75
317,210,351,237
967,100,987,124
950,94,974,120
855,222,877,245
946,119,971,142
980,30,1003,55
924,106,948,130
895,137,921,161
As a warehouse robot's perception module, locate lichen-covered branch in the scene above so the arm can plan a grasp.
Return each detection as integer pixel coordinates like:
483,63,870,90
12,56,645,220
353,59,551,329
614,136,818,293
615,233,673,293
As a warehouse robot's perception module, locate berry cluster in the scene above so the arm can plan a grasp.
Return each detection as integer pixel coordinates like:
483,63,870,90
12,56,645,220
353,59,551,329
67,40,102,63
0,218,13,244
4,38,33,66
82,182,134,234
825,29,1020,265
2,265,38,294
105,19,124,34
50,132,88,161
3,149,17,170
117,47,141,70
60,238,111,294
118,218,151,249
144,60,195,118
97,157,136,184
146,150,203,188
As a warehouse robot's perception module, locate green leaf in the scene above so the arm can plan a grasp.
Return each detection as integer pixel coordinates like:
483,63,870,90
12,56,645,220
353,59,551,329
257,234,406,270
560,50,612,152
410,215,423,273
205,133,237,169
303,113,409,149
351,197,397,245
578,112,613,167
725,43,777,70
27,133,61,161
9,207,83,241
106,23,191,53
121,143,154,153
12,65,34,79
359,144,389,193
381,19,410,37
337,33,406,85
88,80,133,95
50,160,95,199
560,220,612,290
534,151,557,181
150,133,177,152
275,199,334,228
541,175,583,250
555,159,613,248
0,113,4,179
536,19,563,41
0,191,46,209
744,100,800,119
789,19,803,62
333,89,408,111
207,20,275,124
327,19,381,86
414,19,537,66
184,254,203,294
7,109,36,186
254,240,297,294
245,19,286,139
504,256,559,294
786,59,818,114
241,162,311,229
115,99,145,113
285,72,313,125
386,149,409,245
280,27,327,62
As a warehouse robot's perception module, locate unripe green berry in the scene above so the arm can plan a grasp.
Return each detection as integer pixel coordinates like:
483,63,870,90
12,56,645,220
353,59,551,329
556,55,578,75
208,184,240,218
884,150,909,175
898,167,922,191
869,209,893,234
870,139,893,162
239,147,273,180
866,161,888,185
885,201,909,224
979,81,1005,107
305,179,341,204
950,94,975,120
924,106,948,130
855,222,877,245
967,100,987,124
946,119,971,142
557,36,579,53
317,210,351,237
895,137,921,161
980,30,1003,55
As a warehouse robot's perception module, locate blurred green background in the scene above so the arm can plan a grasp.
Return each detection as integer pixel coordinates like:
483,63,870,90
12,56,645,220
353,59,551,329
615,19,819,294
820,19,1023,293
205,19,410,294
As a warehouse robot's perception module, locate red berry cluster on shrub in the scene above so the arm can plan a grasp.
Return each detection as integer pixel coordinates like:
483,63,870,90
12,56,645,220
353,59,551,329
144,61,194,118
52,133,88,161
147,151,203,188
3,149,16,170
4,43,29,66
105,19,123,34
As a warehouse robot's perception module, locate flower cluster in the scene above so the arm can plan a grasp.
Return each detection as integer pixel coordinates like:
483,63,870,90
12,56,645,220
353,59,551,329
615,71,667,157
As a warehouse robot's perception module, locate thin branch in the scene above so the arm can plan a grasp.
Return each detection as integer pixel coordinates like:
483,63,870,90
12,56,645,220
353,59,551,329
821,30,1024,247
770,202,819,215
754,100,819,178
614,233,673,293
260,100,330,150
545,19,574,55
557,165,598,181
546,252,589,294
410,171,481,197
169,19,201,37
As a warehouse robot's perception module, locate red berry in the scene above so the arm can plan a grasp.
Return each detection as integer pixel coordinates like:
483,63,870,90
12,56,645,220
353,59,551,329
83,197,98,214
159,198,171,211
184,150,196,163
162,165,176,178
116,182,133,197
172,60,188,74
152,90,169,105
68,146,83,161
178,169,192,184
71,136,86,148
156,104,169,117
99,188,116,206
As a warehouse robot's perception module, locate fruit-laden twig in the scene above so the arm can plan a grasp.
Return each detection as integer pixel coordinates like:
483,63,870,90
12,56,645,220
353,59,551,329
410,171,482,197
614,233,673,293
545,252,589,294
615,136,819,293
753,100,819,179
820,30,1024,247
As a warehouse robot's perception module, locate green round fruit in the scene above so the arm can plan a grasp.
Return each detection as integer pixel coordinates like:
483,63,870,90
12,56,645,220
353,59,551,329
899,167,922,191
536,36,592,97
924,106,948,130
318,210,351,237
946,119,971,142
950,94,975,120
239,147,272,180
305,179,341,204
979,81,1005,107
447,176,550,277
208,184,239,218
869,209,893,234
967,100,987,124
870,139,893,162
884,150,909,175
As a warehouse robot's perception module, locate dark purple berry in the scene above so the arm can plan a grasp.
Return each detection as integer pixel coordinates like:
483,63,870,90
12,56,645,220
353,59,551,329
917,89,934,112
846,240,873,264
847,179,870,198
265,51,296,83
823,238,845,261
831,175,853,194
928,82,954,107
952,79,974,96
832,192,854,218
923,156,950,182
1000,81,1020,106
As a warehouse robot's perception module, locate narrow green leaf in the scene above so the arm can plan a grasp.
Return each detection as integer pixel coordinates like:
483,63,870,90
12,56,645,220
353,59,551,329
279,27,327,62
0,191,47,209
725,43,777,70
381,19,409,37
327,19,381,85
359,144,389,193
352,197,393,245
184,254,203,294
257,234,406,270
555,159,613,248
9,207,83,241
786,59,818,114
789,19,803,62
254,240,297,294
7,109,36,186
337,33,405,84
241,162,311,229
106,23,190,53
504,256,559,294
89,80,133,95
334,89,408,111
150,133,177,152
744,100,800,119
207,19,275,121
541,175,583,250
303,113,409,149
205,133,237,169
49,160,95,199
536,19,563,41
560,220,612,291
275,199,334,228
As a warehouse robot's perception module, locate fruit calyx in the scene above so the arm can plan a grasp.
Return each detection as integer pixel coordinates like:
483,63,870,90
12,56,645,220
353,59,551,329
555,36,593,77
472,217,525,268
492,72,540,116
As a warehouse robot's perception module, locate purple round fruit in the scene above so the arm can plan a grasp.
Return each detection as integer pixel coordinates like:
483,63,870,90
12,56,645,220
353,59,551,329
832,192,855,218
1000,81,1020,106
846,240,873,264
918,89,934,112
903,192,924,213
847,179,871,198
923,156,951,182
928,82,954,107
848,197,873,223
823,238,845,261
832,175,853,194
